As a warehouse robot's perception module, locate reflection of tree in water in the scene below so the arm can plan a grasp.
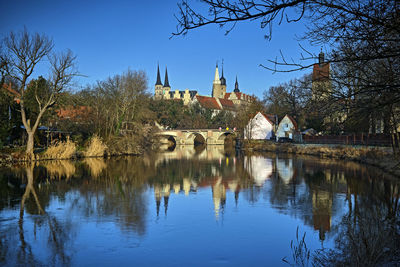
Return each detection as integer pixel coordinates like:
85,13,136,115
75,157,152,235
278,159,400,265
0,165,74,266
1,157,153,266
312,181,400,266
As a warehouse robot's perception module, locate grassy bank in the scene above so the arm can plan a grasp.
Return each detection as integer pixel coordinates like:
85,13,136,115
243,140,400,177
0,135,151,166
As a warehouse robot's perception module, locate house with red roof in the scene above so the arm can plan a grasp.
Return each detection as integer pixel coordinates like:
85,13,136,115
56,105,92,123
276,114,298,140
191,95,237,116
217,97,236,112
2,82,21,104
244,112,275,140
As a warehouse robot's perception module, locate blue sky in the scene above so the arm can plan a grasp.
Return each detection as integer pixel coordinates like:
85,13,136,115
1,0,319,99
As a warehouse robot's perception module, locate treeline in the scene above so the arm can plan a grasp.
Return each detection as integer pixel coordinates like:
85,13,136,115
174,0,400,143
0,63,266,153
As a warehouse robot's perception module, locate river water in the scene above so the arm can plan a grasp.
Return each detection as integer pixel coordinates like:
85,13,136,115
1,146,399,266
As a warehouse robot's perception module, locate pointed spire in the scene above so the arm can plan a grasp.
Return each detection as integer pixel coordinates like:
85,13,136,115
234,76,240,92
164,196,169,216
164,67,170,88
220,59,226,86
155,63,162,86
235,191,239,207
213,64,221,84
318,47,325,65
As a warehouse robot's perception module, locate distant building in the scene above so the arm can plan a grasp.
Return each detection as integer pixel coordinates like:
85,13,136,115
192,95,222,117
154,63,255,111
276,114,298,140
154,64,198,105
312,50,331,100
244,112,275,140
2,82,20,103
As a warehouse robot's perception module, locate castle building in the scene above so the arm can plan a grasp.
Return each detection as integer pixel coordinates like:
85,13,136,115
154,63,255,110
312,50,331,100
154,64,198,105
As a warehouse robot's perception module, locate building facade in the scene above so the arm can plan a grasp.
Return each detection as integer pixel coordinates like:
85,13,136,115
244,112,275,140
154,63,255,110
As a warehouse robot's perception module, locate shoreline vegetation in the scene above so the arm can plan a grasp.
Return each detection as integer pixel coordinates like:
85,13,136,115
0,135,137,165
1,137,399,178
243,140,400,177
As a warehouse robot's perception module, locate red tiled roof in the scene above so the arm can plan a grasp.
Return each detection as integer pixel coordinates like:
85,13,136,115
2,82,21,103
195,95,221,110
57,106,92,120
285,114,298,130
235,92,242,99
218,98,235,110
261,113,276,125
224,93,231,99
312,63,330,82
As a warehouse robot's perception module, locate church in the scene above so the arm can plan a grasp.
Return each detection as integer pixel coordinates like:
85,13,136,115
154,63,255,110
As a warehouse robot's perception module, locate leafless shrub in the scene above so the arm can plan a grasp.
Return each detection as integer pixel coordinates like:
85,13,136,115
43,139,76,159
84,135,107,157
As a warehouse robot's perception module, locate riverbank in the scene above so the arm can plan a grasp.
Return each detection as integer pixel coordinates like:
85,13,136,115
0,135,148,166
243,140,400,177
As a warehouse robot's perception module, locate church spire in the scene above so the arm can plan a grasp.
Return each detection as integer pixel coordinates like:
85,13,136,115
213,64,221,85
234,76,240,92
220,60,226,86
164,67,170,88
318,47,325,65
155,63,162,86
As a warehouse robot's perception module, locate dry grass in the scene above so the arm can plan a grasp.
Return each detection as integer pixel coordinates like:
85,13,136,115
84,135,107,157
84,157,106,177
43,139,77,159
43,160,76,180
244,140,391,160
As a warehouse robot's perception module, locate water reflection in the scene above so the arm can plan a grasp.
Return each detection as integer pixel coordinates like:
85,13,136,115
43,160,76,180
0,165,74,266
0,146,399,266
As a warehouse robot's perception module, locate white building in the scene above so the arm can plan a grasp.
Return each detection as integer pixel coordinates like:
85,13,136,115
244,112,275,140
276,114,298,140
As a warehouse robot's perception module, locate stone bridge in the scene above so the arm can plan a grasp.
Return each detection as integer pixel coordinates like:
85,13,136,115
156,129,237,145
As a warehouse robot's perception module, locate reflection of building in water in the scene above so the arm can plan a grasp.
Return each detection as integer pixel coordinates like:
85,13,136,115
212,177,226,220
244,156,273,186
173,183,180,194
153,175,241,220
163,184,170,215
154,185,163,216
312,190,332,241
154,145,226,167
276,158,295,184
183,178,191,196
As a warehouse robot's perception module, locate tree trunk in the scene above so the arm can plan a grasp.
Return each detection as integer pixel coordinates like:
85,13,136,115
26,131,35,160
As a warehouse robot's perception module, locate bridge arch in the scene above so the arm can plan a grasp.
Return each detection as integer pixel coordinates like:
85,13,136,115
157,134,177,147
217,132,237,145
187,132,206,145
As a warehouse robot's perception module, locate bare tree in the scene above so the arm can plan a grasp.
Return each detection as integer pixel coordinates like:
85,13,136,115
174,0,400,140
264,75,311,127
2,28,77,158
174,0,399,81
